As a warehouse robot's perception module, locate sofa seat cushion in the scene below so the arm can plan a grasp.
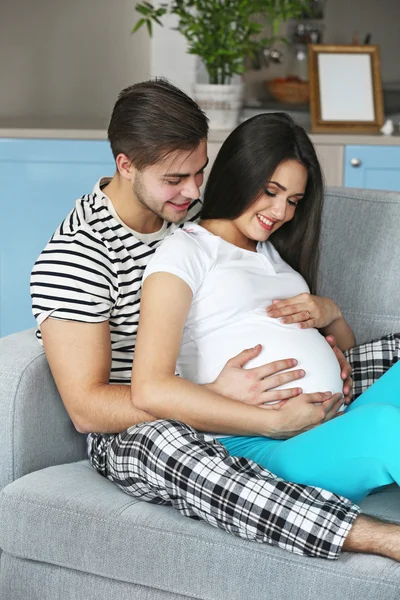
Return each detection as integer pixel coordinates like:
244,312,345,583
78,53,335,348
1,461,400,600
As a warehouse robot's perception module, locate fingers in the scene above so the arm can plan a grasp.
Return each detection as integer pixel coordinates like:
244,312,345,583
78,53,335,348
323,394,345,421
298,319,317,329
305,391,335,404
266,294,308,312
225,344,262,368
251,358,302,380
325,334,335,346
260,387,302,405
341,364,352,379
260,369,305,392
343,379,353,404
267,304,305,319
259,399,289,410
331,344,351,373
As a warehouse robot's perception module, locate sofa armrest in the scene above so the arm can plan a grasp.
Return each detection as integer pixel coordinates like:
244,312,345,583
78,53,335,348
0,329,86,492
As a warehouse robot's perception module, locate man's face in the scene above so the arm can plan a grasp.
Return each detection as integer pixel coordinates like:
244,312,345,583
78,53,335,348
132,139,208,223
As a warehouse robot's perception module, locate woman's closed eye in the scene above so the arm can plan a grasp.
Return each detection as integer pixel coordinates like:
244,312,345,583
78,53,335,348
265,188,300,206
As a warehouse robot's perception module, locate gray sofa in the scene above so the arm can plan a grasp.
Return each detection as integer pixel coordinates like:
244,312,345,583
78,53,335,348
1,186,400,600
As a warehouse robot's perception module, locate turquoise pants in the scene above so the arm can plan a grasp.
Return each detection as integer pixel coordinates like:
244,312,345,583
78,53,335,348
218,360,400,503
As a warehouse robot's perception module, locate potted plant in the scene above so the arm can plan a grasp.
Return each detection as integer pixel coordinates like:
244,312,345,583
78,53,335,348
132,0,312,129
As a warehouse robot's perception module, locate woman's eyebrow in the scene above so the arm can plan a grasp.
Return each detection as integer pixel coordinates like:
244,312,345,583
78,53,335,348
268,181,305,197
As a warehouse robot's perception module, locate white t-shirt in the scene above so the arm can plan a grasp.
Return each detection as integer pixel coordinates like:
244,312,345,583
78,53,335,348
144,222,343,397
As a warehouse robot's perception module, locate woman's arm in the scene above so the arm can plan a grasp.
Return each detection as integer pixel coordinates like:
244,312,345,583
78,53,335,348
131,273,342,437
322,313,355,351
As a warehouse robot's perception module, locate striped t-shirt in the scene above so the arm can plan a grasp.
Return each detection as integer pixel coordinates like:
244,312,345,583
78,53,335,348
30,178,202,384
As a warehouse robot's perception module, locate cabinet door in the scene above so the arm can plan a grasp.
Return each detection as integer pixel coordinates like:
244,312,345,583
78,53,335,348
344,145,400,191
0,139,115,337
314,144,344,187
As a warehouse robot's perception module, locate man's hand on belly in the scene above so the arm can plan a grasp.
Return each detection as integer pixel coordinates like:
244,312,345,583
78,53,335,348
205,344,306,406
266,391,345,439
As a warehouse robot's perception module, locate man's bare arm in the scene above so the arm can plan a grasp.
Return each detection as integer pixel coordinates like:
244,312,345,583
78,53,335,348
41,318,155,434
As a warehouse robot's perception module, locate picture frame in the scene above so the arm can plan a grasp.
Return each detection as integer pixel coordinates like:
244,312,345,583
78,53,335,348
308,45,384,134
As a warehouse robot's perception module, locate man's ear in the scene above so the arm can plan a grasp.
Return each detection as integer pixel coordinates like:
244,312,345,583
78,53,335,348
115,153,135,181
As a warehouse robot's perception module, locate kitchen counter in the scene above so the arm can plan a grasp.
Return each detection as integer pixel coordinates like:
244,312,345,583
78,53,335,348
1,117,400,145
208,129,400,145
0,117,109,140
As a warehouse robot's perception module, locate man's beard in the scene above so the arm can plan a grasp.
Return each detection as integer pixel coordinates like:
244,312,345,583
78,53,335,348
132,177,186,224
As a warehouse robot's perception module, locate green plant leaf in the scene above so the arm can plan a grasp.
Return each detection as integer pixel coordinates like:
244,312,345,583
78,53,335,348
131,18,146,33
132,0,313,82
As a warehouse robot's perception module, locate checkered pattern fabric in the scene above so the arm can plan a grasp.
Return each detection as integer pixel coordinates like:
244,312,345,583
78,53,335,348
344,333,400,400
94,420,359,559
88,333,400,560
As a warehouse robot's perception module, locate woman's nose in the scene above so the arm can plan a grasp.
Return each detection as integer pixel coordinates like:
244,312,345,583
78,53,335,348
271,199,287,220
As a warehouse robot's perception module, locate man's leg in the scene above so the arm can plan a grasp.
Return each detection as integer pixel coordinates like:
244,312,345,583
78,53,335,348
345,332,400,400
100,419,360,559
343,515,400,562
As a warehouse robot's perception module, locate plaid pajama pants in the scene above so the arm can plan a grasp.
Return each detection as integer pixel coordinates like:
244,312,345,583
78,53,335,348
88,333,400,560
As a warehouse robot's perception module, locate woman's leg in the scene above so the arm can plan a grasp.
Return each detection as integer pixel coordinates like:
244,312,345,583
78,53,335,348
221,401,400,504
346,358,400,412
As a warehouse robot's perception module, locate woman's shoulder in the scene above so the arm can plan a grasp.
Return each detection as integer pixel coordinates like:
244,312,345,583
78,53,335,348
164,222,220,259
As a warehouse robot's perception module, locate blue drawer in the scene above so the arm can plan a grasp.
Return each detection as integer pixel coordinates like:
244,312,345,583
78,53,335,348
0,138,115,337
344,145,400,191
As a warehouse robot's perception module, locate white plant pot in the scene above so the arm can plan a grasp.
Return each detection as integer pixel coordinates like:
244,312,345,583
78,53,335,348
193,83,244,131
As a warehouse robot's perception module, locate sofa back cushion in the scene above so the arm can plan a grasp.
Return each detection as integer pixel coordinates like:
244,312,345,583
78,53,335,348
318,187,400,344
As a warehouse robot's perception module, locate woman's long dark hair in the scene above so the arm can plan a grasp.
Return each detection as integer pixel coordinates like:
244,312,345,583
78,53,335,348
201,113,324,293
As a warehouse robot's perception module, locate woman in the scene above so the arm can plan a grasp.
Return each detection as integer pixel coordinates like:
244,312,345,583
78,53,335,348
131,113,400,504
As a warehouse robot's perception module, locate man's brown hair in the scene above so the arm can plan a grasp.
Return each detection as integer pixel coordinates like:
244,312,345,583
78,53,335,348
108,78,209,170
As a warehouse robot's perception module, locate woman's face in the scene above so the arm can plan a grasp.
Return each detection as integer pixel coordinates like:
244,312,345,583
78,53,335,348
234,159,308,244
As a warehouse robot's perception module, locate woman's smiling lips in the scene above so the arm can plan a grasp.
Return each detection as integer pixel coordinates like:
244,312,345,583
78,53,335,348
256,213,276,231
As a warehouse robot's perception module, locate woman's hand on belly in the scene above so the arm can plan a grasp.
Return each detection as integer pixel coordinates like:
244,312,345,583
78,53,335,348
266,293,341,329
207,344,305,406
325,335,353,404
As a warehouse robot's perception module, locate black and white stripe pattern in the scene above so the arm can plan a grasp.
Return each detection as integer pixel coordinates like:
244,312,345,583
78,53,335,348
30,180,201,384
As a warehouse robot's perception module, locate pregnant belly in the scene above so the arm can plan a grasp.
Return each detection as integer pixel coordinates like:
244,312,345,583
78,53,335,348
178,310,343,395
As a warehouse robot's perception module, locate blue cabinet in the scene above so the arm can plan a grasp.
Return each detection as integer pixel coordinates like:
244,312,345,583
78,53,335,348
344,145,400,191
0,139,115,337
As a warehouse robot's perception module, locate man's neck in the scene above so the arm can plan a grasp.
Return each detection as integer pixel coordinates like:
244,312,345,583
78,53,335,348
102,175,163,234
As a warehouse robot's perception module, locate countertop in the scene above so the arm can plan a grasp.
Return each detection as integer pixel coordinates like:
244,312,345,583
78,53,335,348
1,116,400,145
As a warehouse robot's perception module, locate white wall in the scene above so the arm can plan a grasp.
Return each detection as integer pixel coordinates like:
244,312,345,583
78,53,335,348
1,0,399,123
324,0,400,83
151,14,197,96
0,0,151,123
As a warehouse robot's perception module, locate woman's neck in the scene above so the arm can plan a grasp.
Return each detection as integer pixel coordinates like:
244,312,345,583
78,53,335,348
199,219,257,252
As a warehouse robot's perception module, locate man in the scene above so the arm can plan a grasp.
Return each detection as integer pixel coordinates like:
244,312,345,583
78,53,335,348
31,78,400,561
